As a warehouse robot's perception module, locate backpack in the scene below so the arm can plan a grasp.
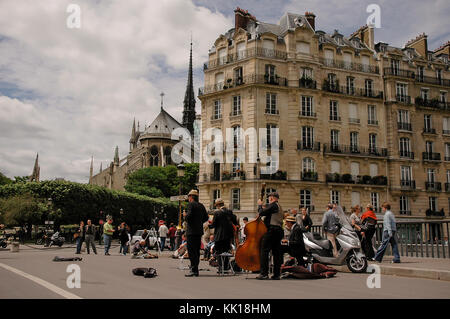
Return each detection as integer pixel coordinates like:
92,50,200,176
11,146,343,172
132,267,157,278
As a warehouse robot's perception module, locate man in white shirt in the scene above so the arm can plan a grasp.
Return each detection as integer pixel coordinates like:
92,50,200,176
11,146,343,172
158,222,169,252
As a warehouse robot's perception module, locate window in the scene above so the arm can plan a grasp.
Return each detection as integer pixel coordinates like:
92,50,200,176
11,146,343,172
215,72,224,85
391,59,400,74
421,88,429,101
218,47,227,65
401,166,412,181
324,49,334,63
232,125,241,148
365,79,373,96
236,42,246,59
149,145,159,166
297,42,310,54
231,189,240,210
300,190,312,210
399,137,411,157
302,157,315,173
444,117,450,134
346,76,355,94
232,95,241,115
234,67,243,84
350,162,360,177
343,52,352,69
266,124,278,148
398,110,410,124
417,66,424,81
371,192,379,212
266,156,279,174
445,143,450,160
399,196,410,215
330,100,339,120
331,161,340,174
330,190,340,205
351,192,361,207
424,114,433,131
263,39,275,51
362,55,370,71
447,170,450,183
396,83,408,101
301,67,313,79
213,100,222,119
213,189,221,208
436,69,443,84
370,163,378,177
331,130,339,149
301,96,314,116
328,73,337,87
429,197,437,212
369,134,377,152
232,157,242,176
164,147,172,166
265,64,276,83
265,93,277,114
302,126,314,148
348,103,358,123
441,91,448,103
427,168,435,183
368,105,377,125
350,132,359,152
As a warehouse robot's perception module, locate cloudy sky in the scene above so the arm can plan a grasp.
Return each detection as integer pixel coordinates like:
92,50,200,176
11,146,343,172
0,0,449,183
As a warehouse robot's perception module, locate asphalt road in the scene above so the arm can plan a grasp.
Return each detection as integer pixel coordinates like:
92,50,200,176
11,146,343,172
1,245,450,299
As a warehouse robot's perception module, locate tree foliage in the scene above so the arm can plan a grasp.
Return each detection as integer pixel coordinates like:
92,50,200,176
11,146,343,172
0,172,12,186
125,163,199,198
0,194,48,227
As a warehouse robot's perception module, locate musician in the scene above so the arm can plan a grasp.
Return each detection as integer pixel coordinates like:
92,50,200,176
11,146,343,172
208,198,238,272
257,192,284,280
283,215,307,266
183,189,208,277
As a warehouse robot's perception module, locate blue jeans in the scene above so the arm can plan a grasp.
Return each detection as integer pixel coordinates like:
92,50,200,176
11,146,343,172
103,234,112,254
76,237,83,253
160,237,166,251
120,243,128,255
375,230,400,262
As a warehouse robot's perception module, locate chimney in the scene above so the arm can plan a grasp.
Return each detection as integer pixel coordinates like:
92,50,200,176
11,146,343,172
305,12,316,30
234,7,255,31
405,33,428,58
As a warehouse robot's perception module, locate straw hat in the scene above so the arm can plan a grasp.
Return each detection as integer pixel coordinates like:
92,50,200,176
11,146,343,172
188,189,199,196
214,198,224,206
285,215,296,223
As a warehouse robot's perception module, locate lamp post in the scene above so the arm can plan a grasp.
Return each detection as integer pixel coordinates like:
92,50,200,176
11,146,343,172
177,164,185,229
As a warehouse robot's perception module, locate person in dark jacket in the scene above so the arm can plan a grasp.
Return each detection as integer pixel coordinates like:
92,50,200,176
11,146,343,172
283,215,307,266
119,223,129,256
75,221,85,254
183,189,208,277
298,207,313,232
361,204,378,260
257,192,284,280
208,198,238,272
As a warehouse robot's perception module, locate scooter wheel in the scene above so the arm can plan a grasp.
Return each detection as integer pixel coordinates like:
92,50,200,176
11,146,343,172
347,254,368,273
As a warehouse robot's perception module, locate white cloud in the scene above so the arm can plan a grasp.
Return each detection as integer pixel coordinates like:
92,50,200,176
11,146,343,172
0,0,231,182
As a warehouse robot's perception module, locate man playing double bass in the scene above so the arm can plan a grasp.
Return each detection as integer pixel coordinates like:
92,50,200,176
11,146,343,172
257,192,284,280
208,198,239,272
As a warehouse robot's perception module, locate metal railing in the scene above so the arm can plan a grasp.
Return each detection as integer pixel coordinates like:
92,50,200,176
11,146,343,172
323,144,388,157
400,180,416,189
384,67,415,79
399,151,414,159
398,122,412,131
322,83,383,99
310,220,450,259
394,95,412,104
423,152,441,161
319,57,379,74
425,182,442,192
297,141,321,152
416,75,450,87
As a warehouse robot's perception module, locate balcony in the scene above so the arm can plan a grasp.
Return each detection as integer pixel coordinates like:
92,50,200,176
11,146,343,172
423,127,437,134
415,97,450,111
425,182,442,192
204,47,287,70
210,114,222,121
415,75,450,87
398,122,412,131
198,74,287,96
395,95,412,104
423,152,441,161
400,180,416,190
425,210,445,217
368,119,378,125
301,171,319,182
443,130,450,135
222,171,246,181
299,77,317,89
322,81,383,99
260,170,287,180
445,183,450,192
299,111,317,118
319,57,379,74
323,144,388,157
445,156,450,162
399,151,414,159
297,141,321,152
230,111,242,117
329,115,341,121
326,173,387,185
265,109,280,115
383,67,415,79
348,118,360,124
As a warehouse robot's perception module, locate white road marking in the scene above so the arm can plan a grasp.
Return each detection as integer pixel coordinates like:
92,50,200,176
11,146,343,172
0,263,82,299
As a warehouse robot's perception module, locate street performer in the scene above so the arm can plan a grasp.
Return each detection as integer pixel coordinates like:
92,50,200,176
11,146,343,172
208,198,239,273
256,192,284,280
183,189,208,277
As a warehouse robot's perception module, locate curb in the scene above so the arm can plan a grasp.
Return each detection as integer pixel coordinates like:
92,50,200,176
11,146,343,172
334,264,450,282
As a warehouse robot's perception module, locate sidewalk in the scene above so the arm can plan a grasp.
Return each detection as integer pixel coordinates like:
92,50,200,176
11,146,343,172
336,256,450,281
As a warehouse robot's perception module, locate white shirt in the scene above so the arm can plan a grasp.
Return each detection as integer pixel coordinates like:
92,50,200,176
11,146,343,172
158,225,169,237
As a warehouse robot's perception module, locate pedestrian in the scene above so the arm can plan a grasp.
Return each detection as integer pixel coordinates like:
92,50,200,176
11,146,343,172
208,198,238,272
84,219,97,254
103,216,114,256
283,215,307,266
119,222,129,256
298,207,313,232
257,192,284,280
75,221,85,254
183,189,208,277
168,223,177,251
158,221,169,252
361,203,377,260
350,205,363,240
322,203,340,257
141,229,150,249
240,217,249,243
374,202,400,263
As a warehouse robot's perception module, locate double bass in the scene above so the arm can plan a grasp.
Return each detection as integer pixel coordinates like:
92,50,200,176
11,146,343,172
235,183,268,271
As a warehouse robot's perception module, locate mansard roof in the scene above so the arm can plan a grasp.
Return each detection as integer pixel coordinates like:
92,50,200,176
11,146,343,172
141,108,183,139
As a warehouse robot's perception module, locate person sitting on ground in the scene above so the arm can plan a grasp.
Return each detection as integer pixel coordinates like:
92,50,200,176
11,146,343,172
172,234,188,259
203,234,215,260
282,215,307,266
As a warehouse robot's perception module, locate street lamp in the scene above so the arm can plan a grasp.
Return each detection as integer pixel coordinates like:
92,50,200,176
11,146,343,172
177,164,185,230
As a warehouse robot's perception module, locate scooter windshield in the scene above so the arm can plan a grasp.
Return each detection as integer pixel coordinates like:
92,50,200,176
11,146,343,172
335,206,353,231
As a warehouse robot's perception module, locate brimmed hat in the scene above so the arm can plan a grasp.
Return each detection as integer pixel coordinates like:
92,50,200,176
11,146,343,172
268,192,279,198
188,189,199,196
285,216,296,223
214,198,224,206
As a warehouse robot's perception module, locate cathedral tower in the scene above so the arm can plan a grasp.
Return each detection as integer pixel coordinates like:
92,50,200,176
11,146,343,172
182,40,196,136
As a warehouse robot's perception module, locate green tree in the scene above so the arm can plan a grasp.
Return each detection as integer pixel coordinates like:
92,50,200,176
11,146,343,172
0,172,12,186
14,176,29,183
0,193,48,228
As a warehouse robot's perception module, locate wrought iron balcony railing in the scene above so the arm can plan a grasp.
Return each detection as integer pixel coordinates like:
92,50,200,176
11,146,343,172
423,127,437,134
299,77,317,89
383,67,415,79
425,182,442,192
399,151,414,159
301,171,319,182
297,141,321,152
319,57,379,74
416,75,450,87
394,95,412,104
398,122,412,131
400,180,416,189
299,111,317,118
423,152,441,161
323,144,388,157
322,82,383,99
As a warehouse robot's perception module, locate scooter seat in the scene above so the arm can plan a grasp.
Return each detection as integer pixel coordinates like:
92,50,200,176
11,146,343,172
310,238,331,250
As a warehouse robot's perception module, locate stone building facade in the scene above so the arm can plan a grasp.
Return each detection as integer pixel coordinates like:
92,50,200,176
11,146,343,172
197,8,449,221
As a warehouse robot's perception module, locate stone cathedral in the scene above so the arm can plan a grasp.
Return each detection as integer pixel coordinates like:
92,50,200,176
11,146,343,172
89,43,197,190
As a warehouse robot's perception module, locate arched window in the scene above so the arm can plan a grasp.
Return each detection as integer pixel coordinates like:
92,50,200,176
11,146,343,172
232,157,242,177
164,146,172,166
302,157,315,173
300,190,312,211
150,145,159,166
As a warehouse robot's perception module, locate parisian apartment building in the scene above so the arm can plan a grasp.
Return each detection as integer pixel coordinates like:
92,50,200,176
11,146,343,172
197,8,450,221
